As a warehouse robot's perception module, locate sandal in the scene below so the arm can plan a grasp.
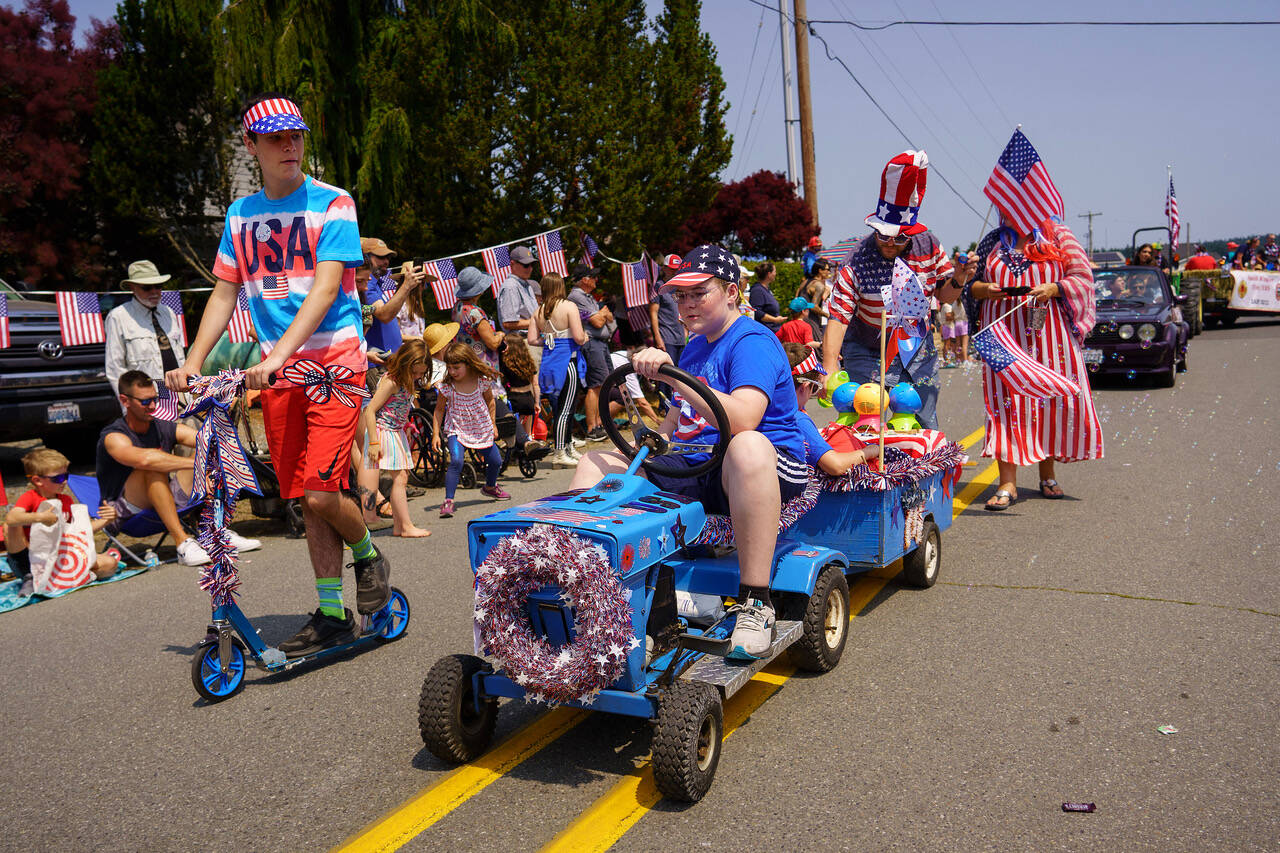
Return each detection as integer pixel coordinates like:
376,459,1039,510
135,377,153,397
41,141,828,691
1039,479,1065,499
376,498,394,519
985,489,1016,511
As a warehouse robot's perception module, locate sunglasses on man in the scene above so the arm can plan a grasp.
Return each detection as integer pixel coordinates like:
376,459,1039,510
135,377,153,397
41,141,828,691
124,393,159,408
874,231,911,246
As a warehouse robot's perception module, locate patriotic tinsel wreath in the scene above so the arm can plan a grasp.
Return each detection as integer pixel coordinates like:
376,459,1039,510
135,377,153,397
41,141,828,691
474,524,638,705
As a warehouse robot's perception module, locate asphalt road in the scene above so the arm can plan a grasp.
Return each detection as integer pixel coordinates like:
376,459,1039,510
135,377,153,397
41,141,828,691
3,319,1277,853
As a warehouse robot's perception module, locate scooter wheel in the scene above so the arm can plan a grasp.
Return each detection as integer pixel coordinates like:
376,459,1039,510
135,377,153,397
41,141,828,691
192,639,246,703
374,587,411,643
518,456,537,478
419,654,498,763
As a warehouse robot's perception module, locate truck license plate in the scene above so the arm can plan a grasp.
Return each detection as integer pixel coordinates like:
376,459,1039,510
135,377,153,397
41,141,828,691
1082,349,1103,365
47,402,81,424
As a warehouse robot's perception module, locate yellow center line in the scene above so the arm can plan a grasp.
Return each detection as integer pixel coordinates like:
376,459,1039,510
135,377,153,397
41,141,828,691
336,427,990,853
539,432,993,853
333,708,587,853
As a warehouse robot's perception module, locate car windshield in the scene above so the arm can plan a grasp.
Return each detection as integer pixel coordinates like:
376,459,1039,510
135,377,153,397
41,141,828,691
1094,270,1165,305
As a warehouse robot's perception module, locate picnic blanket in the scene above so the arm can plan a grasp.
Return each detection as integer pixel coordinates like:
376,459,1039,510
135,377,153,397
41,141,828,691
0,555,146,614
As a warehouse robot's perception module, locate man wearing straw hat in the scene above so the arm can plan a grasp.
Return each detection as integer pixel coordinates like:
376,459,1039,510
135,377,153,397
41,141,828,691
105,260,187,398
821,150,977,430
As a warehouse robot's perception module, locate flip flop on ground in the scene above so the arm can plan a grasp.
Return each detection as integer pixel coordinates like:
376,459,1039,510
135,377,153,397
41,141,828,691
1039,479,1065,499
985,489,1016,511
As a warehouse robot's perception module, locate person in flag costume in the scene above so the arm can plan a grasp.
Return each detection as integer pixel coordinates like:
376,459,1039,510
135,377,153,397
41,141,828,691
968,130,1103,510
822,151,976,429
167,94,392,657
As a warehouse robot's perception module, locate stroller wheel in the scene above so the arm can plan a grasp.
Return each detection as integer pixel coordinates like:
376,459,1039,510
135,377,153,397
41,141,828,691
459,462,477,489
283,499,306,538
518,456,537,478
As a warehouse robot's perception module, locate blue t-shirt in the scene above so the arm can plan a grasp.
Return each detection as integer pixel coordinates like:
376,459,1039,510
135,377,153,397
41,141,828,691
672,316,805,463
364,271,402,353
795,411,833,468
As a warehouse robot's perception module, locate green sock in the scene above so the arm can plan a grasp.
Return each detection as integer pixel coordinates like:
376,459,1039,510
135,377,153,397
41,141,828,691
316,578,345,619
348,530,376,562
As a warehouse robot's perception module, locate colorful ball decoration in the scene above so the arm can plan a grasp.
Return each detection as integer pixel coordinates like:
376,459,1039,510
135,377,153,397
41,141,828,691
818,370,850,408
889,382,922,414
473,524,638,705
853,382,887,415
830,381,859,413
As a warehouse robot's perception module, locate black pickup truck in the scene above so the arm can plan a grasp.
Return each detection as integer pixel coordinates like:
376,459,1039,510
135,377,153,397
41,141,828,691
0,281,119,447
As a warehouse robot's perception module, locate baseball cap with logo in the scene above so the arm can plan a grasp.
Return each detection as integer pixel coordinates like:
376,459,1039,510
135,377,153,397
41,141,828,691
662,244,740,289
360,237,396,257
242,96,310,135
662,253,682,268
509,245,536,266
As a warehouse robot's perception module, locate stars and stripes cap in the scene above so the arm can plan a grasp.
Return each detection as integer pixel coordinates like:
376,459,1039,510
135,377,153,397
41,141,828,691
864,150,929,238
662,244,739,289
242,97,310,135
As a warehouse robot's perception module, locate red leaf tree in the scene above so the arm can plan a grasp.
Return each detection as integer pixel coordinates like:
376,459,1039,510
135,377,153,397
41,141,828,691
0,0,115,287
673,169,817,258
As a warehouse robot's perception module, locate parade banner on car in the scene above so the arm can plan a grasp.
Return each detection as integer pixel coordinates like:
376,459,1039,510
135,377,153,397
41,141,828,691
1228,270,1280,312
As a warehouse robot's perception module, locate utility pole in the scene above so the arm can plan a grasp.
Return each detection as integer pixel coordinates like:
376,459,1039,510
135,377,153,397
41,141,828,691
793,0,818,228
1078,210,1102,257
778,0,799,187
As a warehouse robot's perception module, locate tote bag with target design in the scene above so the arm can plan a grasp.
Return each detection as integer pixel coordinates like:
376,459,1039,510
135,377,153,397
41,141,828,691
28,499,95,595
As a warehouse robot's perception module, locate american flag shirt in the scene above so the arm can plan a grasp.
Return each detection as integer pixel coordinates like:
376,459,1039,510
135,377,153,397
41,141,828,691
827,233,954,350
212,176,366,372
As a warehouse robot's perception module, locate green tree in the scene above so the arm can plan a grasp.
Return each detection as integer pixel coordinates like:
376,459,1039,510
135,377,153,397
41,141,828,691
90,0,233,282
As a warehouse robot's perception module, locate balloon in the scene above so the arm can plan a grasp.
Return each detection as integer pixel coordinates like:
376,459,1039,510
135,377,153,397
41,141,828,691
853,383,887,415
888,382,922,414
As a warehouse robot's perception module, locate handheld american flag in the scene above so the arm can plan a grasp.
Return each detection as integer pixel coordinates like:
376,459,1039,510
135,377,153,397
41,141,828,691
1165,176,1179,254
0,294,9,349
973,315,1080,399
153,386,180,422
228,289,256,344
580,233,598,267
621,261,650,309
424,258,460,311
160,291,187,347
481,245,510,296
984,129,1064,235
535,230,569,277
56,291,105,347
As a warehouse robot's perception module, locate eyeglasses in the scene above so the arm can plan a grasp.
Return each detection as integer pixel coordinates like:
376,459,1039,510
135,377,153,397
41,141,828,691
41,472,69,484
874,232,911,246
673,287,721,305
124,393,159,407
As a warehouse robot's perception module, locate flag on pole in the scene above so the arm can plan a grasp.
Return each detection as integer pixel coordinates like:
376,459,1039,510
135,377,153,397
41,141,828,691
983,129,1064,235
1165,176,1180,254
481,245,510,296
424,258,460,311
881,259,930,366
228,289,255,344
55,291,105,347
159,291,187,347
153,386,180,422
642,252,662,287
579,233,599,267
0,294,10,349
972,316,1081,399
535,230,569,277
621,261,651,309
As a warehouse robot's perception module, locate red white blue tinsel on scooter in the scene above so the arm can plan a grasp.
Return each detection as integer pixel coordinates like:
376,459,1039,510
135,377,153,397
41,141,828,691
182,370,261,606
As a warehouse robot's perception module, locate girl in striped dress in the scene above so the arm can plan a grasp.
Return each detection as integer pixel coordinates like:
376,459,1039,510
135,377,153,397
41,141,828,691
365,339,432,537
432,342,510,518
970,221,1103,510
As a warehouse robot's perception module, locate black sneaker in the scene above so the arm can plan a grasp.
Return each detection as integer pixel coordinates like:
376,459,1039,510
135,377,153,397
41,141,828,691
278,609,357,658
352,546,391,614
586,426,608,441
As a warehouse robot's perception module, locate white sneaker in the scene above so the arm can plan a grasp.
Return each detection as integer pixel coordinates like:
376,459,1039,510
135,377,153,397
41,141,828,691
549,452,578,469
176,537,212,567
570,437,587,450
566,444,583,461
226,529,262,552
727,598,776,661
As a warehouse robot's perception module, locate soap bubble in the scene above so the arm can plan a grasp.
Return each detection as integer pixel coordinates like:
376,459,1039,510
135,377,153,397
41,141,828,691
1126,369,1136,380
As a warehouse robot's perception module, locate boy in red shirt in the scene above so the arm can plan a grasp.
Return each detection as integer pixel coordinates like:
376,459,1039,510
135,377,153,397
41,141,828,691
776,297,816,346
4,448,119,584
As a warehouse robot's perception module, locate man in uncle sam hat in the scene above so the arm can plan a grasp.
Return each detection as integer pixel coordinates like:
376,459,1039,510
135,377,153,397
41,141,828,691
167,93,393,658
821,150,977,429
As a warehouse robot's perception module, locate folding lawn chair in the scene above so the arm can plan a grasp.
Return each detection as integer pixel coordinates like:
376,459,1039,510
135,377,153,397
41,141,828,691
66,474,192,567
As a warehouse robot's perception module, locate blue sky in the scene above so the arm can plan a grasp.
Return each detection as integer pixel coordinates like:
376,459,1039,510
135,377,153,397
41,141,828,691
65,0,1280,252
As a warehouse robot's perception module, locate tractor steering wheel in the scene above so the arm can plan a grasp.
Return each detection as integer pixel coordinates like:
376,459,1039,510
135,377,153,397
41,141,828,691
597,363,730,479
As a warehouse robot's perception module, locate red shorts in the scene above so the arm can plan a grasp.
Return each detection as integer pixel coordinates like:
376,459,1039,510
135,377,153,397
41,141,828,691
260,376,363,499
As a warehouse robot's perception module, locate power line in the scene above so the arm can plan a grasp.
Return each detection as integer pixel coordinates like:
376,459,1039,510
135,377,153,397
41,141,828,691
925,0,1015,134
728,6,767,149
745,0,987,222
809,18,1280,30
735,28,782,180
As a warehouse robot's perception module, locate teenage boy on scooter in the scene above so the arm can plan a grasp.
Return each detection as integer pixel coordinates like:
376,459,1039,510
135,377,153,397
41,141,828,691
167,94,390,657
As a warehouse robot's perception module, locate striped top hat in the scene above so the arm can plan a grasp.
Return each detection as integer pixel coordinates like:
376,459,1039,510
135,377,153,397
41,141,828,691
864,150,929,238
